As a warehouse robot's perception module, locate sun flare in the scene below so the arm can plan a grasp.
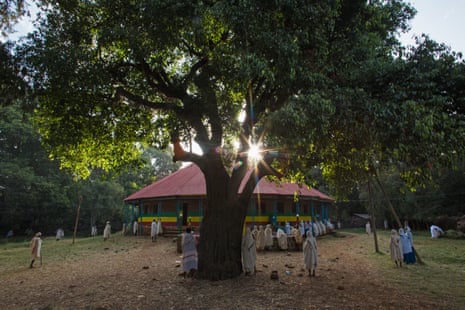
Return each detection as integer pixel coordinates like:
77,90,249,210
248,143,262,162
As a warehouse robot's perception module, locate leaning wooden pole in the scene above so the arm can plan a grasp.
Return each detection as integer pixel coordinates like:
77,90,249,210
373,174,424,265
72,195,83,245
368,179,380,253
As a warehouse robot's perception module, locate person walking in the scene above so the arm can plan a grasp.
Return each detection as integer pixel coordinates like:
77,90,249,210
303,230,318,277
29,232,42,268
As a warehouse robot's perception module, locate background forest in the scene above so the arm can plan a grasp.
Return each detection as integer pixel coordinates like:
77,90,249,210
0,103,180,237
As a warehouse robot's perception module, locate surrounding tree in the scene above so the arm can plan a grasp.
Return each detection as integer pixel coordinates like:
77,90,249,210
0,103,76,234
0,42,26,106
0,103,178,236
18,0,465,280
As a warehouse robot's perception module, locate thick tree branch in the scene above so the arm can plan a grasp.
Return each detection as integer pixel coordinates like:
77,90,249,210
138,59,186,99
115,87,181,112
182,56,209,87
171,138,203,165
239,152,286,202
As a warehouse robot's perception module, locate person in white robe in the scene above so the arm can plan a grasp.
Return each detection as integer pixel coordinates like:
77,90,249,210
366,221,371,235
157,218,163,235
304,221,311,235
389,229,403,267
103,221,111,241
256,225,266,251
182,227,198,278
326,219,334,231
151,219,158,242
29,232,42,268
303,230,317,277
318,221,326,235
285,222,291,235
313,221,320,237
252,225,258,240
55,228,64,241
276,228,288,250
91,225,97,237
264,224,273,250
292,226,303,250
133,220,138,236
241,227,256,275
299,220,305,237
430,225,444,239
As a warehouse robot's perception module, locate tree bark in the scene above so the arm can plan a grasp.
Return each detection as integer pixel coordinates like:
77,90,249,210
197,162,248,280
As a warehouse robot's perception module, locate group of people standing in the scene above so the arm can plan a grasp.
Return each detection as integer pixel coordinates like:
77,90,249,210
180,222,320,279
242,224,319,277
150,219,163,241
389,223,416,267
252,220,331,252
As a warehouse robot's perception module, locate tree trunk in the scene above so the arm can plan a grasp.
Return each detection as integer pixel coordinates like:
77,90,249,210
72,195,83,245
196,162,248,280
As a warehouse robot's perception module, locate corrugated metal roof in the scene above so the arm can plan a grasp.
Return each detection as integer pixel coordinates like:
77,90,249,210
124,164,333,202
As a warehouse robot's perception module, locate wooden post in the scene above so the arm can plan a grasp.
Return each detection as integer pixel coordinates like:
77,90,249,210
72,195,83,245
368,179,380,253
374,174,424,265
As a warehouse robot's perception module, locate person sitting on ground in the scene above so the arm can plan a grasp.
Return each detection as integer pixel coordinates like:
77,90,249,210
430,225,444,239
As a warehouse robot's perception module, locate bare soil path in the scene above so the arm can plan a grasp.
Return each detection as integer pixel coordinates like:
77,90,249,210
1,232,445,309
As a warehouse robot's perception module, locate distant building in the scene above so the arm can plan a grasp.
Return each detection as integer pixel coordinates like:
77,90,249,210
351,213,370,228
124,164,334,234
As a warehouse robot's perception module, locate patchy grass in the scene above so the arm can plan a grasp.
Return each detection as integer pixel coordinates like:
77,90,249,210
1,229,464,309
356,229,465,309
0,233,136,275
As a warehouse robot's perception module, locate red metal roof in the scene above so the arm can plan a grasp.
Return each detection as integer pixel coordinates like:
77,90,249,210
124,164,333,202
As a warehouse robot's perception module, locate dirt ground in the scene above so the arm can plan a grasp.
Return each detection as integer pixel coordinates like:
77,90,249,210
1,232,446,310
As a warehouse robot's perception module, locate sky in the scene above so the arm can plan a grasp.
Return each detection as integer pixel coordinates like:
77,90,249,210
399,0,465,53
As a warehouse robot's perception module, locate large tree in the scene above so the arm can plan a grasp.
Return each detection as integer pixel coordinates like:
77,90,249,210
18,0,442,280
